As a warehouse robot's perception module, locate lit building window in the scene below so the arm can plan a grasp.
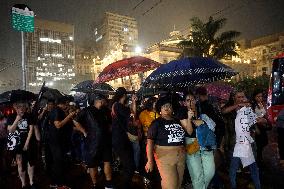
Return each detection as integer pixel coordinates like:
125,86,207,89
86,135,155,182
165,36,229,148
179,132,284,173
40,37,61,44
69,36,73,41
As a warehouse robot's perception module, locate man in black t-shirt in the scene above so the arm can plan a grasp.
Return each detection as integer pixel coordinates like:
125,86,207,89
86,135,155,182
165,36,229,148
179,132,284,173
6,101,36,189
73,94,113,189
48,97,76,188
37,99,55,175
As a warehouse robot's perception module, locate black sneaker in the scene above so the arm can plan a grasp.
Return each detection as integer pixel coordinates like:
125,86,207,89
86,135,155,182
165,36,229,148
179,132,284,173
30,183,38,189
91,185,99,189
105,180,114,189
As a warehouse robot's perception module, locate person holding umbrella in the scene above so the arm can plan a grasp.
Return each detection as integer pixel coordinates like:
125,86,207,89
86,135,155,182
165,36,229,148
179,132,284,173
48,97,77,188
6,100,37,189
111,87,137,189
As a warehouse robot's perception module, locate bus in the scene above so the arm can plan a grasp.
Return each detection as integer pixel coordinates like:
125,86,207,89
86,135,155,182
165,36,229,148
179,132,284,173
267,53,284,124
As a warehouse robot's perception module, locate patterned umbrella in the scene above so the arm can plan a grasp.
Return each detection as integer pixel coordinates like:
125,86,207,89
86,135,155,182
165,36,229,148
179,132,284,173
96,56,160,83
142,57,237,90
72,80,114,94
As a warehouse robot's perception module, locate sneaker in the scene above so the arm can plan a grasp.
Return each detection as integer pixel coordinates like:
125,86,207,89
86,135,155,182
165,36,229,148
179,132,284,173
56,185,71,189
105,180,114,189
50,184,58,188
91,185,99,189
30,183,38,189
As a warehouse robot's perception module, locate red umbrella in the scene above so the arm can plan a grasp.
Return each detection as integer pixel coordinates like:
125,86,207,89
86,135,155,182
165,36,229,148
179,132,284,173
96,56,160,83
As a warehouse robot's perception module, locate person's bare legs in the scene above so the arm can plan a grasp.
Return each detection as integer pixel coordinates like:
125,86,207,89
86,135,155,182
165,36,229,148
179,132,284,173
16,155,26,187
104,162,112,181
27,162,35,186
89,167,98,186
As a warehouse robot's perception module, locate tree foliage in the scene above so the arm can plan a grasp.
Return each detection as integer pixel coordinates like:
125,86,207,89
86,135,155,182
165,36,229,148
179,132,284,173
179,16,241,60
229,75,270,98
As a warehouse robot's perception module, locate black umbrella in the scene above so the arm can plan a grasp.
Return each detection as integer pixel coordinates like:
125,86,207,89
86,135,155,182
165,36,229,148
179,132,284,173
41,87,64,101
0,91,11,104
137,87,168,98
9,89,36,103
72,80,115,94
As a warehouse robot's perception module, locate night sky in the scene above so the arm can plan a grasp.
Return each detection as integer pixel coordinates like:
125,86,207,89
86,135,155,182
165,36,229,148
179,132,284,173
1,0,284,64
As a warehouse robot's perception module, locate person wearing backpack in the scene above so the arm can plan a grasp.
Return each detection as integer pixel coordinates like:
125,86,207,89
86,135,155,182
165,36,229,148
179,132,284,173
177,91,215,189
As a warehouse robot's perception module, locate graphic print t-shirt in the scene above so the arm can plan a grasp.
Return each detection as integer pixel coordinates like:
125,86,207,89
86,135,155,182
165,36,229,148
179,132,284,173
6,113,33,151
147,117,185,146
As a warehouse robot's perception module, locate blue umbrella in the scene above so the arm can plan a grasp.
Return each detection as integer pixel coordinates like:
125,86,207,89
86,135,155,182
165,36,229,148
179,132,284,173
142,57,237,89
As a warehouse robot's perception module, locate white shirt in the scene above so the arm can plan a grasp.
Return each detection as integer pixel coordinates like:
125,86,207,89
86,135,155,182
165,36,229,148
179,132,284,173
233,106,257,167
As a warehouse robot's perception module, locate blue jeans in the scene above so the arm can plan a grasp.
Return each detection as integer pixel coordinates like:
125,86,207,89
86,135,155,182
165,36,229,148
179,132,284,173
131,141,140,171
185,137,215,189
229,157,261,189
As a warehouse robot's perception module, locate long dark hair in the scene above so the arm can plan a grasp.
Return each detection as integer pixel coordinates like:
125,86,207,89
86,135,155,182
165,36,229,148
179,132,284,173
112,87,127,104
144,97,157,111
183,90,201,118
251,89,264,111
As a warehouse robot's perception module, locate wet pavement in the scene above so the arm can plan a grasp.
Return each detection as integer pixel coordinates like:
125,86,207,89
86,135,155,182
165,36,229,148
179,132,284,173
1,128,284,189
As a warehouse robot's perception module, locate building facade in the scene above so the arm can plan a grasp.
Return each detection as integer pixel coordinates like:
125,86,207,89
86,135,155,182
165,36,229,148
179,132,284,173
240,32,284,76
74,47,96,83
25,18,75,93
94,12,138,58
92,30,185,90
145,30,184,64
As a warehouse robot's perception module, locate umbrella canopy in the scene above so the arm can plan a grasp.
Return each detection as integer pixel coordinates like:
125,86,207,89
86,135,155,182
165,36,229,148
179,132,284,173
143,57,237,90
96,56,160,83
136,86,168,98
10,89,37,103
204,82,234,100
0,91,11,104
41,87,64,101
72,80,115,94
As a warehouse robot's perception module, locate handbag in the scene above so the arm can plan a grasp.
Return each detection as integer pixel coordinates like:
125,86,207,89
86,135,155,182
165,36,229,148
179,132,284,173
127,132,139,142
186,138,200,155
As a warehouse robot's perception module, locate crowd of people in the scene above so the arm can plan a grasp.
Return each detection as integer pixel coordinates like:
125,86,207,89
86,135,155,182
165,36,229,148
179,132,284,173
0,86,284,189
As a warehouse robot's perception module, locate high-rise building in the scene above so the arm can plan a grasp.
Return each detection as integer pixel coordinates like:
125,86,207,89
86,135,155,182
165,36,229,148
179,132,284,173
25,18,75,93
94,12,138,58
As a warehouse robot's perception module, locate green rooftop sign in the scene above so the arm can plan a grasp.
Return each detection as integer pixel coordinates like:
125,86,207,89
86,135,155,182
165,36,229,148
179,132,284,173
11,4,34,32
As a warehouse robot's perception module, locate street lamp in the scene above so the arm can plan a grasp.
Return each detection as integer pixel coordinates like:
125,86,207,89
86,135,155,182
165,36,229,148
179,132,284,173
135,46,142,54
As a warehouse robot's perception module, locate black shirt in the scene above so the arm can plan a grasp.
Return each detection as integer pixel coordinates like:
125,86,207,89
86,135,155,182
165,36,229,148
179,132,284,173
112,102,131,131
176,106,196,138
48,107,66,145
147,117,185,146
6,113,34,151
75,106,110,137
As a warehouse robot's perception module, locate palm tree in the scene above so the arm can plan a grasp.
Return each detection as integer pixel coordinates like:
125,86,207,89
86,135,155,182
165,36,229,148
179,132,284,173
178,16,241,60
